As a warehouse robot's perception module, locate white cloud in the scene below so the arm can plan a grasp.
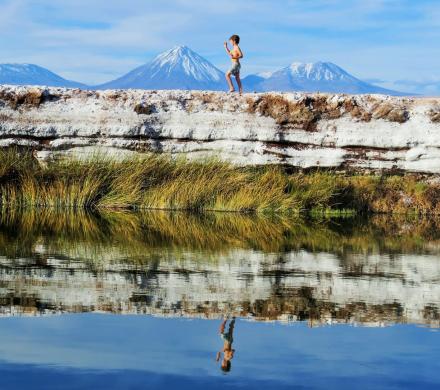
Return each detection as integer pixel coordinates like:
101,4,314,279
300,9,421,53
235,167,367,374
0,0,439,86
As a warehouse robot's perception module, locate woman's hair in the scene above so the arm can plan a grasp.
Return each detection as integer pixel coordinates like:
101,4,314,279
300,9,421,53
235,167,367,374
221,360,232,372
229,35,240,44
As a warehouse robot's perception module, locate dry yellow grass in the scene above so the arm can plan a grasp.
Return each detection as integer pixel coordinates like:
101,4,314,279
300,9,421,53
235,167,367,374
1,148,440,214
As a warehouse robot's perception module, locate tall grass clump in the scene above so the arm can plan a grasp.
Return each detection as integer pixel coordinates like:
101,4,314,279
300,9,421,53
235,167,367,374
1,148,440,214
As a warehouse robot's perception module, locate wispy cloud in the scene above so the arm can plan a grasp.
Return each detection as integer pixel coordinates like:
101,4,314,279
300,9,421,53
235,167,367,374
378,79,440,96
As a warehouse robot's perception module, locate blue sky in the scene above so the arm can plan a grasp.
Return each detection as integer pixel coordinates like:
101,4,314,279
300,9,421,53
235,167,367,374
0,0,439,93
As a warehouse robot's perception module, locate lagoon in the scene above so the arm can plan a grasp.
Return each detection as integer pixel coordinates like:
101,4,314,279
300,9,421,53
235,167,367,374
0,210,438,389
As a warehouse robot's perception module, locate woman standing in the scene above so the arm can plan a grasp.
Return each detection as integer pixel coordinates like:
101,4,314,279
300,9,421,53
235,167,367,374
224,35,244,94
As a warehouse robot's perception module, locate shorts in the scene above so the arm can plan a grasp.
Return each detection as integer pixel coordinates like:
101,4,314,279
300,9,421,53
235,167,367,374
221,332,233,343
229,62,241,76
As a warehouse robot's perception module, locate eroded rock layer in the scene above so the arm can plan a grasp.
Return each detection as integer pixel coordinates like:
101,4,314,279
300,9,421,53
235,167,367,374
1,85,440,172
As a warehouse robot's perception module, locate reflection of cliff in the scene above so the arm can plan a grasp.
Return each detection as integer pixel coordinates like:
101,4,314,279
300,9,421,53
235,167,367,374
0,250,438,327
0,211,438,327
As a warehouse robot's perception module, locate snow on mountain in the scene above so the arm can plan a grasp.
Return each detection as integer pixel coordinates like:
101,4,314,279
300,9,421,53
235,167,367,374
257,71,274,79
0,53,405,95
97,46,225,91
0,64,86,88
244,61,405,95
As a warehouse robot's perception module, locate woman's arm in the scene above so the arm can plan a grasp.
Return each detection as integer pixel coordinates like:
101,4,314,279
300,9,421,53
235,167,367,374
224,42,232,57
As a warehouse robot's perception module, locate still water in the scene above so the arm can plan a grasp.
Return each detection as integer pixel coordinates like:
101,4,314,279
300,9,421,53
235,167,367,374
0,210,438,389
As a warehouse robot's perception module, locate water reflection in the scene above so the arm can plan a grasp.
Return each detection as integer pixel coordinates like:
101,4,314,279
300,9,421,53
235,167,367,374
0,210,438,327
217,317,236,372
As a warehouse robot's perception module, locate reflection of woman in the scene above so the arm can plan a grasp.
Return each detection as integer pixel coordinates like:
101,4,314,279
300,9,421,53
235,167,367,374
216,317,236,372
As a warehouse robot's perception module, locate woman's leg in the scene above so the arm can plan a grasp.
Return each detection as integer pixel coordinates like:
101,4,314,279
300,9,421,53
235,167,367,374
226,72,235,92
235,74,243,94
228,318,235,336
219,319,227,334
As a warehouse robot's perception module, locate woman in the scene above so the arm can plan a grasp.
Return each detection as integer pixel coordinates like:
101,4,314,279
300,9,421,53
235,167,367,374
224,35,244,94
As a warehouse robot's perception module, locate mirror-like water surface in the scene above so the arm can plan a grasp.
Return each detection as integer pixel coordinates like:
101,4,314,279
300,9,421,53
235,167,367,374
0,211,438,389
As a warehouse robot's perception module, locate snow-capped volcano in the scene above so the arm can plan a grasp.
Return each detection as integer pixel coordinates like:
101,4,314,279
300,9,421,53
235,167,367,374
244,61,403,95
0,63,86,88
97,46,225,90
288,62,354,81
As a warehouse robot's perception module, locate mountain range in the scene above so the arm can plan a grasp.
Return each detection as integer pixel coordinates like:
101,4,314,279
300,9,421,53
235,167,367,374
0,46,405,95
98,46,224,90
0,63,86,89
243,61,400,95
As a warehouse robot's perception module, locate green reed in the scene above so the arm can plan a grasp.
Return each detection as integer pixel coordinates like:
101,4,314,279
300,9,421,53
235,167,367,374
1,148,440,214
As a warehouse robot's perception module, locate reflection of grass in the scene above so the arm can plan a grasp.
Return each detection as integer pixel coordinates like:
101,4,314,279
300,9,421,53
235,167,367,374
2,149,440,214
1,209,440,265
